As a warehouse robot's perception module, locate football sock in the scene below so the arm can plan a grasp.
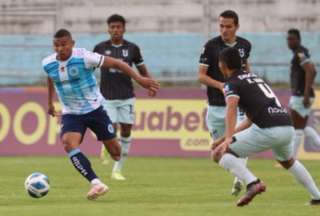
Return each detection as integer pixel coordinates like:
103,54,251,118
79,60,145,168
289,160,320,200
219,153,257,186
113,136,132,173
233,157,248,185
68,148,98,182
304,126,320,147
293,129,304,158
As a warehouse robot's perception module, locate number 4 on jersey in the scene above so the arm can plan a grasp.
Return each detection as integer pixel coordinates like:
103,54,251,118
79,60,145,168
247,77,281,107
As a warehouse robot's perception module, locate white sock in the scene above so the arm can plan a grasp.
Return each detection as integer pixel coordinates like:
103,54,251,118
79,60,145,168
233,157,248,185
293,129,304,158
304,126,320,147
289,160,320,200
91,178,102,185
113,136,132,173
219,153,257,186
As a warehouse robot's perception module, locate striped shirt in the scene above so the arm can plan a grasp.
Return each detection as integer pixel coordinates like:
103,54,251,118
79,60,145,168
42,48,104,115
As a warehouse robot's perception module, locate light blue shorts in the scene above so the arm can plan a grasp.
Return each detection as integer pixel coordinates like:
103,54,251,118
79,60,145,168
288,96,314,118
206,105,245,139
102,98,135,124
230,124,294,161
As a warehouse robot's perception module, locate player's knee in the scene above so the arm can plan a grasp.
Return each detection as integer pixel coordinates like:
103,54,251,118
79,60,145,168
211,150,222,163
103,139,121,161
278,158,295,169
61,138,78,153
120,131,131,138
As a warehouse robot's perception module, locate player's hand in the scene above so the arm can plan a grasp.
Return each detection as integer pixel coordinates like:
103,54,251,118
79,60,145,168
148,89,157,97
303,95,311,108
137,77,160,92
217,137,233,154
219,82,225,92
211,136,225,150
48,104,61,117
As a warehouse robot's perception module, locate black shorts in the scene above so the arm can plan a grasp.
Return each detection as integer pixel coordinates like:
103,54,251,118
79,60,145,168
61,106,116,141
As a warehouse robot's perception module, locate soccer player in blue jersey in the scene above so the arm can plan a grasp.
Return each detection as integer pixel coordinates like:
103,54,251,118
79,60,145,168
42,29,159,200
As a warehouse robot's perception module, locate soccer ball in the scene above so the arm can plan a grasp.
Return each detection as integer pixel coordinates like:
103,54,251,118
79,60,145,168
24,172,50,198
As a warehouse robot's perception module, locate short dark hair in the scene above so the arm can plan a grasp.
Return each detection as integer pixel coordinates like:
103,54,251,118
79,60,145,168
107,14,126,26
288,28,301,41
219,47,242,70
54,29,72,38
219,10,239,25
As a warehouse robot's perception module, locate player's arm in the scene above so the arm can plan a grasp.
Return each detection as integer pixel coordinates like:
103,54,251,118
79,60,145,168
211,117,252,150
243,60,251,73
136,65,157,97
47,77,58,117
198,65,224,90
234,117,252,133
302,61,316,107
102,57,159,93
198,43,224,90
224,96,239,142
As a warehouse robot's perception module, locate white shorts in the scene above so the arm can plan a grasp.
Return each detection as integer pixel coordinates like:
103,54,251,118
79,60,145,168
288,96,314,118
206,105,245,139
230,124,294,161
102,98,135,124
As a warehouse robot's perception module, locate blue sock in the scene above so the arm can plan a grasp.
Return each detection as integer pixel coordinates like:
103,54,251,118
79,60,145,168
68,149,98,182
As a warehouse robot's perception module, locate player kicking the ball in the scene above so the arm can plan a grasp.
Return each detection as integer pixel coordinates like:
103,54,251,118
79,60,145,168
42,29,159,200
212,47,320,206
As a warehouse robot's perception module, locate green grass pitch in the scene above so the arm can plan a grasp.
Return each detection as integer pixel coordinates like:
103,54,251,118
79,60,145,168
0,156,319,216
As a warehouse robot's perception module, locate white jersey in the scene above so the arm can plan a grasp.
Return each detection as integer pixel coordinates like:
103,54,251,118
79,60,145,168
42,48,105,115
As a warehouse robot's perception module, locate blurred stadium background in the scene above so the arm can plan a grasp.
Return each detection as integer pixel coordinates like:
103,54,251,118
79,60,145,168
2,1,320,215
1,0,320,85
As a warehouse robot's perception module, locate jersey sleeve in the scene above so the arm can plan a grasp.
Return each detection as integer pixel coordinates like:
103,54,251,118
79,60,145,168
199,42,212,67
133,45,144,66
83,49,105,69
245,41,252,59
297,50,311,66
223,81,240,99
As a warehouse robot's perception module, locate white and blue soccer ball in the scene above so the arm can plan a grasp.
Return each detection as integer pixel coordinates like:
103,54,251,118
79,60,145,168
24,172,50,198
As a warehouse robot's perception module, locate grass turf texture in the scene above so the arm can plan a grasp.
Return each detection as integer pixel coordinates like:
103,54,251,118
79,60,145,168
0,157,319,216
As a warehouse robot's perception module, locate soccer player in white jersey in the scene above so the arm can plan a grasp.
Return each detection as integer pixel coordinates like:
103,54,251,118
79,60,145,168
42,29,159,200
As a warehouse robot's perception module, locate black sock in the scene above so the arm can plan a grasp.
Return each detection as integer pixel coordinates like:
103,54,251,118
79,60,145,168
68,149,98,182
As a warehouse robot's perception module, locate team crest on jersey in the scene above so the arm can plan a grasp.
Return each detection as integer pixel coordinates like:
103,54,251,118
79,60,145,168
68,67,79,77
122,49,129,57
107,124,115,134
297,52,305,59
105,50,111,55
238,48,245,58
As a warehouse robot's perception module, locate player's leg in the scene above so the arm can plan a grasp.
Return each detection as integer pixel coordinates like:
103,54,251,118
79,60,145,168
61,115,108,200
111,98,135,180
100,100,118,164
87,107,120,161
232,111,249,196
212,125,269,206
272,126,320,205
111,123,132,180
290,108,307,157
289,96,320,156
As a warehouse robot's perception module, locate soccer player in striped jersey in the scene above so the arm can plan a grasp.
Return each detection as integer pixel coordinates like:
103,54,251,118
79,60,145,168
42,29,159,200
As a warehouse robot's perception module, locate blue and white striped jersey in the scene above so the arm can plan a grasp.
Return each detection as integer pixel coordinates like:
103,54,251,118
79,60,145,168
42,48,105,115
